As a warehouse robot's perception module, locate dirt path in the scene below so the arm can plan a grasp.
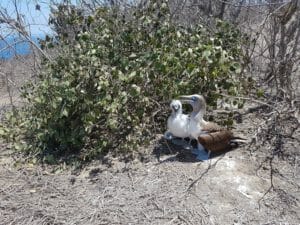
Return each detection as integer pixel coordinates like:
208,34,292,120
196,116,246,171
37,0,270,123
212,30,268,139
1,138,299,225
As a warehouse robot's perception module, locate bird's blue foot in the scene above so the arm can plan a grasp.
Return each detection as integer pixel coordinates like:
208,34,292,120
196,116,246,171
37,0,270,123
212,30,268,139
191,145,210,161
164,131,174,140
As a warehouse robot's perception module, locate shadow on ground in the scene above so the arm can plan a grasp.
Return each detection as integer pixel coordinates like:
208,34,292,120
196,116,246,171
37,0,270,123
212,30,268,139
152,136,237,164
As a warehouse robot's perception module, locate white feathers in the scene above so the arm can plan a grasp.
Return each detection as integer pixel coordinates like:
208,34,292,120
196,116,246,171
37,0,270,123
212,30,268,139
179,94,206,139
165,97,209,160
167,100,190,139
187,116,204,140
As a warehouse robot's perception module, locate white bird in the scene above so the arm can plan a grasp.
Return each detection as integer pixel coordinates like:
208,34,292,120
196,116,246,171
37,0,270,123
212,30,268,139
166,100,190,140
179,94,247,160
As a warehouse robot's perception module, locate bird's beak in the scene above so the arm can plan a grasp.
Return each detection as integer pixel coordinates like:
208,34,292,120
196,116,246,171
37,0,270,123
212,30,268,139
179,95,193,104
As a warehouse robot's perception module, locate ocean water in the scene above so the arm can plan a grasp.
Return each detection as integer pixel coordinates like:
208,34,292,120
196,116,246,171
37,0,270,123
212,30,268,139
0,35,43,60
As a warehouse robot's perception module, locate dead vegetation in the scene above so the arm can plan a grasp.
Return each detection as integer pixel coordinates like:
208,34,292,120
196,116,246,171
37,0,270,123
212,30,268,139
1,112,299,225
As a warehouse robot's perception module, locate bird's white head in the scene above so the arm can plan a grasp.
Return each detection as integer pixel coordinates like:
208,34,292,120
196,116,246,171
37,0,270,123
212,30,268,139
179,94,206,117
170,100,182,114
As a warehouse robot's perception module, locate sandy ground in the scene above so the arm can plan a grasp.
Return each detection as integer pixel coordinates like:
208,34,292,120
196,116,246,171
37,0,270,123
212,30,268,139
0,130,299,225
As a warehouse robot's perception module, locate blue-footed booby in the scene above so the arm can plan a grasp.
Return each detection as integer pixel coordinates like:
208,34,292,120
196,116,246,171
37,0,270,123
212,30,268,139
165,100,190,140
179,94,246,160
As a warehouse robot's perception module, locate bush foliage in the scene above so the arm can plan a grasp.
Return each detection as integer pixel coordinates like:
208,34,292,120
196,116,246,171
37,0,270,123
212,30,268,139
0,0,248,162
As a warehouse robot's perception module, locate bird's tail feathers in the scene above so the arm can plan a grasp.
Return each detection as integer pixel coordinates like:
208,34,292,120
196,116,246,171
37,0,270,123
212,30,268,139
230,136,248,144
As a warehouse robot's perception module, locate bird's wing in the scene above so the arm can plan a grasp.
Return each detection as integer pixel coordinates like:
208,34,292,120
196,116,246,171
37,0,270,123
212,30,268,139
198,122,233,152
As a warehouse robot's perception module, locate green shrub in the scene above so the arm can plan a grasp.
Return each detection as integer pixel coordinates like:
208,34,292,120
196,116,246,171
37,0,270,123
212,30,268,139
0,0,248,162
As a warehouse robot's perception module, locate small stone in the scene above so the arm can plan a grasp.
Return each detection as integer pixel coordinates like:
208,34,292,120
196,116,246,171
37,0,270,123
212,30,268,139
70,177,76,185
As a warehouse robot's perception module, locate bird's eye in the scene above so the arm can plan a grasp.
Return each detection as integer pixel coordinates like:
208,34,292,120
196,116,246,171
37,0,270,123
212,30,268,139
191,96,197,101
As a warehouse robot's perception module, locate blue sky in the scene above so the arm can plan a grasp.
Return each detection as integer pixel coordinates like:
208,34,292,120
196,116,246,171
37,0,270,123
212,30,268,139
0,1,78,36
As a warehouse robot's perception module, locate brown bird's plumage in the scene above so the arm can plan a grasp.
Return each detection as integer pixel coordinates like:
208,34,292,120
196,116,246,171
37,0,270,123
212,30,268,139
179,94,246,153
198,130,234,152
198,120,235,152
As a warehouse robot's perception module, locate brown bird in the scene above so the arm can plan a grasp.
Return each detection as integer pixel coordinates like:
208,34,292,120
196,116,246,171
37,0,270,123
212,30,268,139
179,94,246,159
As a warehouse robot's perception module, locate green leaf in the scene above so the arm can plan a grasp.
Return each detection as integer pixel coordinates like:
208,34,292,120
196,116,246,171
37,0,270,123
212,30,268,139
256,89,264,98
233,63,242,73
129,71,137,79
129,53,137,58
0,127,6,136
62,108,69,117
14,143,23,151
34,97,42,103
202,50,211,58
